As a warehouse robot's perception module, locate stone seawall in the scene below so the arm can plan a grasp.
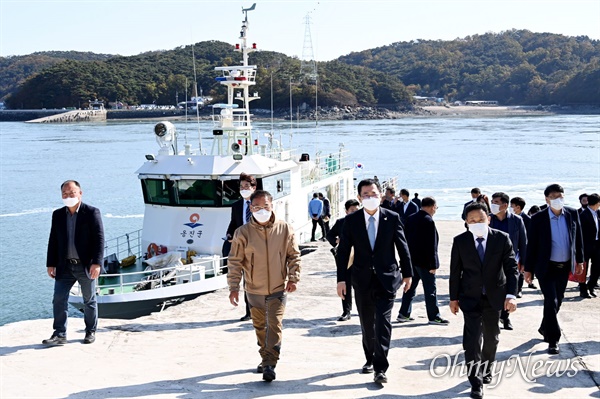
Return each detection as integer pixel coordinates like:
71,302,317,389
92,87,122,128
27,109,106,123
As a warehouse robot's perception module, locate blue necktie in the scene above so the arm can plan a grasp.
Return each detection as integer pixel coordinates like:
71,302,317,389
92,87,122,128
368,216,376,250
476,237,485,263
245,201,251,224
477,237,486,294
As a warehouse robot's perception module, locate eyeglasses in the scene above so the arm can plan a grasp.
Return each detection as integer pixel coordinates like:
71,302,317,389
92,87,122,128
250,205,271,212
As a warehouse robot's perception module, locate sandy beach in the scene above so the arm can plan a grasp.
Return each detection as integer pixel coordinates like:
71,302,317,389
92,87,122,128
1,220,598,399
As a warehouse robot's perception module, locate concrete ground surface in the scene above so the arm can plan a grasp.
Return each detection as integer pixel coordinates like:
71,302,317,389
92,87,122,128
1,221,599,399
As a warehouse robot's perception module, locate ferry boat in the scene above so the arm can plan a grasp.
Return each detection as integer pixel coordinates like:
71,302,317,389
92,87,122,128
68,4,355,319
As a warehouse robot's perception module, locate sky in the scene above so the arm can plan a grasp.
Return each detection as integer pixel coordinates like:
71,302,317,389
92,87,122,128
1,0,599,61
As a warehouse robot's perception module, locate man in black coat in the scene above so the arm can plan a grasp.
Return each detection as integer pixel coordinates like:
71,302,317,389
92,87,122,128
462,187,481,220
336,179,413,385
326,199,360,321
224,172,257,321
43,180,104,346
510,196,538,291
397,197,448,325
579,193,600,297
450,202,518,399
525,184,584,354
397,188,418,225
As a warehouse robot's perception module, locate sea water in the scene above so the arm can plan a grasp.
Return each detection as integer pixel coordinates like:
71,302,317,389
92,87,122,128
0,115,598,325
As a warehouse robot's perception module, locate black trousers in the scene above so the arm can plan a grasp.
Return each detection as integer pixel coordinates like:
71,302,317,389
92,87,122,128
462,295,500,389
353,275,395,373
586,240,600,289
537,262,570,344
342,273,353,314
311,217,325,240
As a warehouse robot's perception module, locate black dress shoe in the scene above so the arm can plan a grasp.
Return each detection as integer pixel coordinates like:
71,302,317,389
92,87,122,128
83,332,95,344
548,344,560,355
240,314,251,321
482,374,492,384
502,319,513,330
373,372,387,384
528,283,538,289
580,291,592,299
42,334,67,346
256,363,263,373
470,386,483,399
589,287,597,298
338,312,351,321
516,290,523,298
262,365,276,382
361,363,374,374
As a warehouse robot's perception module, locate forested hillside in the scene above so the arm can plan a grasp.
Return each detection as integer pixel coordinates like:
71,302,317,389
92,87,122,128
338,30,600,105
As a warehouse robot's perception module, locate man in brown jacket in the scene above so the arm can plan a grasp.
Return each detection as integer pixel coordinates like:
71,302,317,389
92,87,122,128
228,190,301,382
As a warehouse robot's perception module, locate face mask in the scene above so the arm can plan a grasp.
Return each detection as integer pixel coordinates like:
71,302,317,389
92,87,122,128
252,209,272,223
490,203,501,215
240,189,253,199
550,198,564,211
361,197,380,212
62,197,79,208
468,222,488,237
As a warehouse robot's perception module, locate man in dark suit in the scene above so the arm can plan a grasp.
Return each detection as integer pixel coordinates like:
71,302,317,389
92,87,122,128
462,187,481,220
336,179,413,384
490,192,527,330
578,193,589,214
412,193,422,209
326,199,360,321
397,197,449,325
580,193,600,297
225,172,257,321
43,180,104,346
381,187,398,211
318,192,331,235
510,196,538,292
525,184,585,354
398,188,419,225
450,202,519,399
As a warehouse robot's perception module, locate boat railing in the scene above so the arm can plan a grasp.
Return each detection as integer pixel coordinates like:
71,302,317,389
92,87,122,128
300,146,352,185
104,229,143,261
70,255,226,297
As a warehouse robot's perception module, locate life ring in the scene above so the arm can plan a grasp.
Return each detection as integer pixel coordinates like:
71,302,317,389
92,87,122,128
147,243,159,259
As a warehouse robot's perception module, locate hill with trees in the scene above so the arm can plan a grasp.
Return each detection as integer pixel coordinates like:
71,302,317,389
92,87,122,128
3,42,412,109
337,30,600,105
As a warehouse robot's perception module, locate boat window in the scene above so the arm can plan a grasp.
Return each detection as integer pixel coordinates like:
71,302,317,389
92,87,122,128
261,171,291,200
223,179,241,206
141,179,174,205
177,180,218,206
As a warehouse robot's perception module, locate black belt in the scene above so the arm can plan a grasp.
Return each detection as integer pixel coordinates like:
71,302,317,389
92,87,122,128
67,259,82,264
549,260,569,269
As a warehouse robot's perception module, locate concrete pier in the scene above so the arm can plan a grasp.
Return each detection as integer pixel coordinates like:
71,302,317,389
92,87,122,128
1,220,598,398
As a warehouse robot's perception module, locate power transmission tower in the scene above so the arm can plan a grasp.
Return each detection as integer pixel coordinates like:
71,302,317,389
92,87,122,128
300,13,317,82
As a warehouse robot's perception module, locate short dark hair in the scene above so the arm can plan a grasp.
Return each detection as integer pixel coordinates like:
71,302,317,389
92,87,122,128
421,196,436,208
344,199,360,210
471,187,481,195
528,205,541,216
357,179,381,195
465,202,489,217
250,190,272,203
239,173,257,188
312,193,319,198
544,184,564,197
414,193,419,197
400,188,409,197
385,187,396,195
491,192,509,204
579,193,589,201
61,180,81,190
318,192,324,197
510,196,526,210
588,193,600,206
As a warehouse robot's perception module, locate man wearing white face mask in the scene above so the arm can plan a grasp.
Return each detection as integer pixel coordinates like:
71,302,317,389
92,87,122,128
525,183,584,355
450,202,518,399
228,190,301,382
489,192,527,330
225,172,257,321
43,180,104,346
335,178,413,384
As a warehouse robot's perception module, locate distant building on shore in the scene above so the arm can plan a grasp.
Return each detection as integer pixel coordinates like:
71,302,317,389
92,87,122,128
465,100,498,106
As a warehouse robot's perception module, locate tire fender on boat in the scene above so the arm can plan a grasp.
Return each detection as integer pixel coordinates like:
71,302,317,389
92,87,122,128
147,243,159,259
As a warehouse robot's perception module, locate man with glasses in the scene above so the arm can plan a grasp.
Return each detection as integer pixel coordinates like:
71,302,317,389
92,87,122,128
335,178,413,384
228,190,301,382
225,172,257,321
525,183,584,354
43,180,104,346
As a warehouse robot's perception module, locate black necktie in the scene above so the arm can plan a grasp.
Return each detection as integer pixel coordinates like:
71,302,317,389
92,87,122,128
476,237,485,263
245,201,251,224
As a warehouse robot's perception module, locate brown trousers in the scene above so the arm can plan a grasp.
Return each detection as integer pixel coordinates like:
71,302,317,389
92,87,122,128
246,291,287,367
